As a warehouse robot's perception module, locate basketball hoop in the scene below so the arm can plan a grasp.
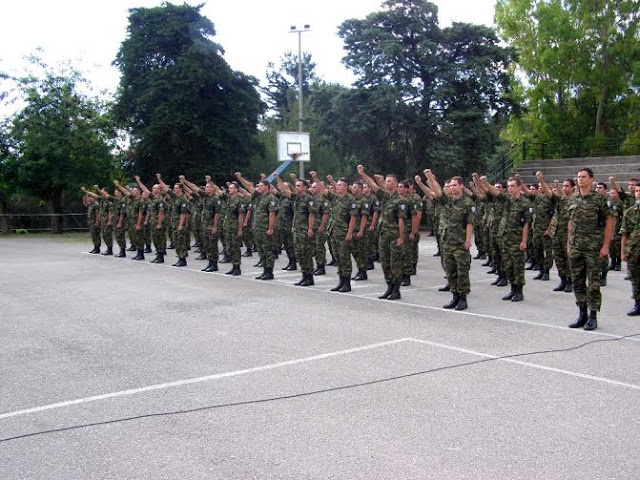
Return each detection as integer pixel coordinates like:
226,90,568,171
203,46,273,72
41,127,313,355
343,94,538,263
289,152,308,161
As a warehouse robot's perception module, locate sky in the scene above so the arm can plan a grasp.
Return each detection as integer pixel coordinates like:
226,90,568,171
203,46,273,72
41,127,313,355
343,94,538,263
0,0,497,96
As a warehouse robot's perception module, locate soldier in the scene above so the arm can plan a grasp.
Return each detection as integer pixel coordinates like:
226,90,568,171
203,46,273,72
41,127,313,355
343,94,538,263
419,172,474,310
115,181,146,261
320,176,358,292
363,183,379,270
607,186,624,272
358,164,408,300
402,181,423,286
111,187,129,257
480,176,531,302
307,175,330,275
81,188,101,254
275,174,317,286
524,173,556,281
594,181,611,286
96,186,114,255
620,184,640,316
157,174,190,267
149,183,168,263
222,181,245,275
542,176,575,292
141,189,153,254
350,180,371,281
276,183,297,271
198,181,222,272
567,168,616,330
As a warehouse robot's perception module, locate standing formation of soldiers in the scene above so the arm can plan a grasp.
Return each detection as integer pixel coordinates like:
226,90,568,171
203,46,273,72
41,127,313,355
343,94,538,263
82,169,640,327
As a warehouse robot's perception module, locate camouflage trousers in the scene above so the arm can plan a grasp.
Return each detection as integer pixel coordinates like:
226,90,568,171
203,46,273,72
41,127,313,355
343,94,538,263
610,234,622,266
403,233,420,275
599,254,609,275
502,240,526,287
489,226,503,273
443,244,472,296
315,231,328,266
243,224,254,251
224,229,242,266
101,221,113,249
201,225,219,264
131,225,146,250
151,225,167,254
294,230,314,274
628,249,640,300
366,227,378,258
90,225,101,248
255,230,276,269
553,231,569,278
379,229,405,285
144,223,151,248
173,225,189,259
280,226,295,261
351,234,367,271
532,232,553,270
192,212,202,247
569,247,604,311
114,226,127,250
474,223,486,254
331,230,353,277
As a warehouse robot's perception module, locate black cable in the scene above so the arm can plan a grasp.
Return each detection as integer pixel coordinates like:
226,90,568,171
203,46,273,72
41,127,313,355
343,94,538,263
1,333,638,444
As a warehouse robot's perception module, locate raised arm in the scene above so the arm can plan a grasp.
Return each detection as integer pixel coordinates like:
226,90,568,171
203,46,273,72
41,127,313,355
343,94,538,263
134,175,150,194
414,176,435,199
114,180,132,197
536,171,554,198
357,164,379,193
180,175,202,194
234,172,255,193
156,173,170,193
424,169,443,198
274,173,292,198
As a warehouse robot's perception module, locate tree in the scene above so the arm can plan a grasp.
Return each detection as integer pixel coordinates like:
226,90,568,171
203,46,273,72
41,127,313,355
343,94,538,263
4,63,116,232
495,0,640,146
338,0,515,177
113,3,265,183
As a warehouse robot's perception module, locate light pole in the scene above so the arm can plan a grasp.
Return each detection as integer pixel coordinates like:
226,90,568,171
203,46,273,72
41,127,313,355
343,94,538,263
290,24,310,178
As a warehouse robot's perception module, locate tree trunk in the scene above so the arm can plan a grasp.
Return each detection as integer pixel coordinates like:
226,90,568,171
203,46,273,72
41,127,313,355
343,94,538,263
0,198,10,234
46,192,63,234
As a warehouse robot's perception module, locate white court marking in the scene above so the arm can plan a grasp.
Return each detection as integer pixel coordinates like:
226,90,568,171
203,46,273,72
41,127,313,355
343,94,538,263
0,338,411,420
407,338,640,391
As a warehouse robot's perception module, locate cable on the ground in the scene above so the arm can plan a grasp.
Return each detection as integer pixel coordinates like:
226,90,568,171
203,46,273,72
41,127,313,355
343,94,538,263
1,333,638,444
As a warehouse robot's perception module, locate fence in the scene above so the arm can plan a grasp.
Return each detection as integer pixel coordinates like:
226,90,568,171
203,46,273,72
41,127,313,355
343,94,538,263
0,213,89,234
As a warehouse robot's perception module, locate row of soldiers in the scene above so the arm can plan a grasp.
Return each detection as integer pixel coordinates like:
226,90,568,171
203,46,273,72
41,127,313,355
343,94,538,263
82,168,640,327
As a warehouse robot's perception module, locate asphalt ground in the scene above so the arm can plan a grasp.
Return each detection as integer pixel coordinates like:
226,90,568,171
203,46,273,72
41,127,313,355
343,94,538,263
1,234,639,479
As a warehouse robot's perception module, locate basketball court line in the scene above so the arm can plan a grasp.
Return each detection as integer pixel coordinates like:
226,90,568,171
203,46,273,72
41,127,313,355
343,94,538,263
0,338,412,420
407,338,640,391
82,251,640,343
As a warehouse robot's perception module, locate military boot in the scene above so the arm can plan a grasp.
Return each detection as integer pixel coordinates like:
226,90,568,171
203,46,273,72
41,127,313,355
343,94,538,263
338,277,352,292
156,253,164,264
599,272,607,287
225,265,237,275
627,300,640,316
608,258,616,271
127,245,137,251
314,264,326,276
569,302,588,328
511,285,524,302
220,254,231,264
255,268,266,279
533,269,544,280
541,269,550,281
242,248,253,257
144,245,152,253
133,250,145,260
231,265,241,276
253,258,263,268
495,274,508,287
487,265,497,275
386,283,401,300
584,310,598,331
299,273,314,286
331,276,346,291
196,252,207,260
173,257,187,267
553,276,567,291
294,274,306,285
116,249,126,258
102,247,113,256
205,261,219,272
167,243,175,250
481,257,492,267
401,274,411,286
352,269,367,281
502,285,515,301
564,278,573,293
378,283,393,299
443,294,460,309
366,256,375,271
260,267,274,280
89,246,100,254
150,254,159,264
455,296,468,311
327,256,337,266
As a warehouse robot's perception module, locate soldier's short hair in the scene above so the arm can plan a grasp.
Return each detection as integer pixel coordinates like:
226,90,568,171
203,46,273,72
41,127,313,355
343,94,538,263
338,177,350,185
596,182,607,190
296,179,309,189
509,177,523,187
450,176,464,186
564,178,576,188
259,180,270,188
629,177,638,184
399,180,410,188
579,167,594,178
386,174,398,182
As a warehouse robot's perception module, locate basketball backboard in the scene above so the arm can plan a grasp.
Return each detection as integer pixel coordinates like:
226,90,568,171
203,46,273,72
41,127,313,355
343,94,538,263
277,131,310,162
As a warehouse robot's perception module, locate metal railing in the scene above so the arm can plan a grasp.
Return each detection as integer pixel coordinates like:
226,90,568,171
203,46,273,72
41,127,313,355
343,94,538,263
0,213,88,234
487,138,640,182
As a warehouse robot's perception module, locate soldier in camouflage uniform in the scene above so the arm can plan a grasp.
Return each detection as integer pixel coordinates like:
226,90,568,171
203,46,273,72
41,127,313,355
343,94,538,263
350,181,370,282
594,182,612,286
480,176,531,302
620,184,640,315
363,183,379,269
567,168,616,331
98,187,114,255
358,165,408,300
222,182,245,275
402,181,423,286
527,172,556,281
199,182,222,272
308,179,330,275
148,183,168,263
276,186,296,271
540,176,575,292
275,174,317,286
111,188,128,257
142,190,153,253
81,189,101,254
157,174,190,267
420,172,474,310
320,177,358,292
607,186,624,272
249,179,279,280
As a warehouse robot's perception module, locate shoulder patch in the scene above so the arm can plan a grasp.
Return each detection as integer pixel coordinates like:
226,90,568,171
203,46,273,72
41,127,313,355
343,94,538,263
528,207,534,213
363,203,369,209
309,200,314,206
471,206,476,213
400,204,407,210
351,203,356,209
270,201,276,206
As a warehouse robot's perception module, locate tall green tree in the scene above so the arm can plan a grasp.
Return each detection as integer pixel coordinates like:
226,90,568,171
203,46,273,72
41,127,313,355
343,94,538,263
3,64,116,232
338,0,515,177
113,3,265,183
496,0,640,147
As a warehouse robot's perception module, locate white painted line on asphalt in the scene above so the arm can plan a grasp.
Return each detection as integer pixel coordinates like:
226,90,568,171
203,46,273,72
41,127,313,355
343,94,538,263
408,338,640,391
0,338,412,421
82,252,640,343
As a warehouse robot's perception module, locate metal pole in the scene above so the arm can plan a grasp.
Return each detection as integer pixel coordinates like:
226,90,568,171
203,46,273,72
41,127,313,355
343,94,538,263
297,31,304,179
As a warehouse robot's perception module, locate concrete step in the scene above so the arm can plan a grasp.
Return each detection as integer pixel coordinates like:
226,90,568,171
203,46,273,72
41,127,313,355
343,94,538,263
514,155,640,169
512,163,640,177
